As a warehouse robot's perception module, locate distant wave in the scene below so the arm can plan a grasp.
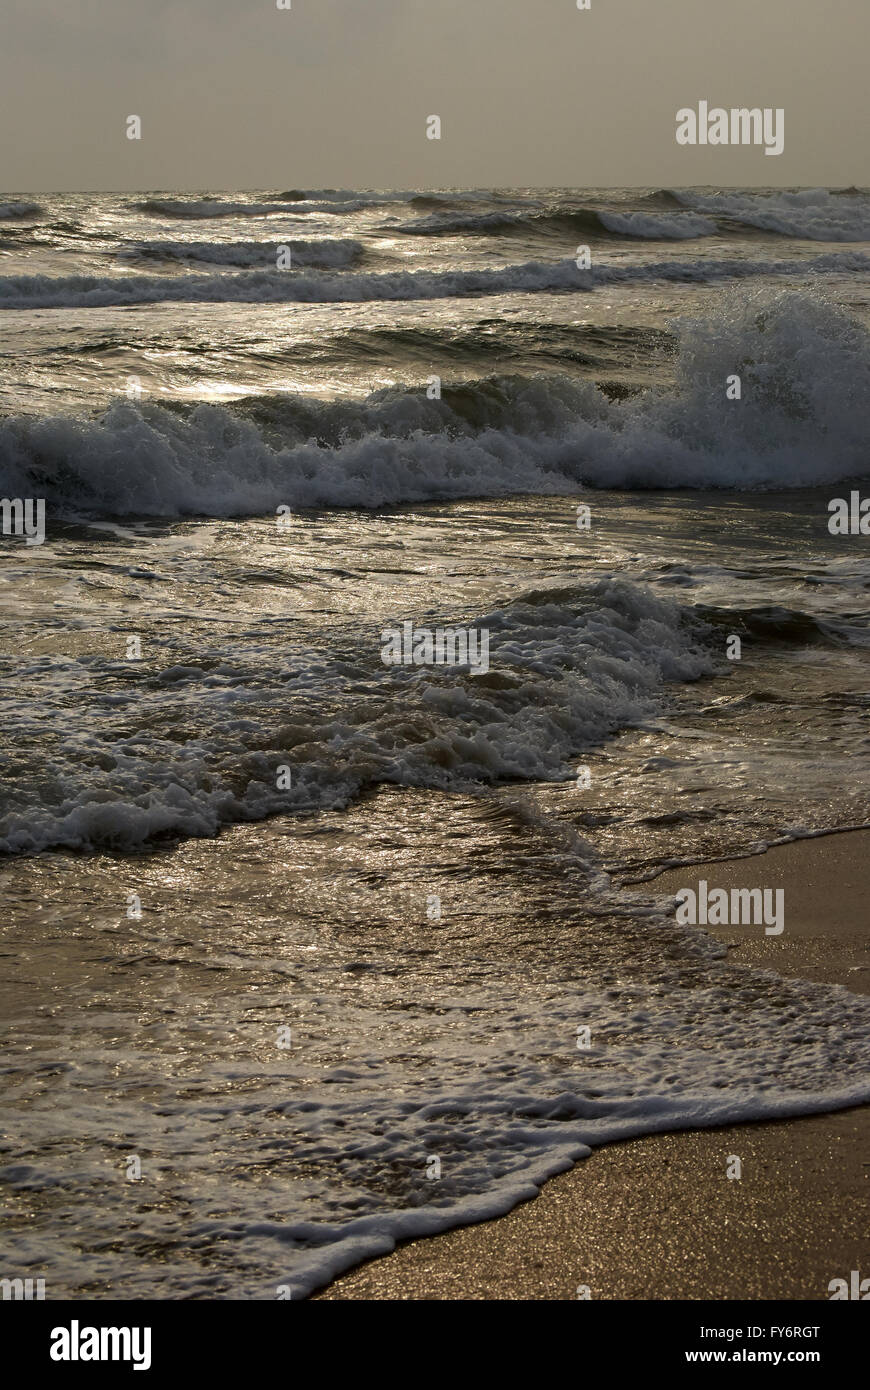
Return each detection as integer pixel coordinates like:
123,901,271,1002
135,198,312,219
0,250,865,309
266,188,520,209
0,259,584,308
118,237,365,270
598,211,717,239
268,200,411,215
671,188,870,241
135,196,401,218
407,190,544,210
388,208,602,237
269,188,420,204
637,189,687,208
390,206,717,240
0,201,42,220
1,290,866,515
389,190,870,241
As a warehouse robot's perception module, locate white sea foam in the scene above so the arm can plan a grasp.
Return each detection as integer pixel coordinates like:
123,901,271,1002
0,201,43,220
0,577,716,855
597,211,718,238
672,187,870,241
0,249,866,310
3,811,869,1297
0,290,865,517
268,1077,870,1299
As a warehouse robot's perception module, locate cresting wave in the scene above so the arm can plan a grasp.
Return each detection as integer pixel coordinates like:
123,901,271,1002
2,184,870,1299
672,187,870,241
0,250,866,308
388,189,870,241
1,290,866,513
598,210,717,239
390,207,718,240
0,201,42,220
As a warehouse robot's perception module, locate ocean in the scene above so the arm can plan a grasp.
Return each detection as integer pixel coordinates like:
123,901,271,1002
1,185,869,1297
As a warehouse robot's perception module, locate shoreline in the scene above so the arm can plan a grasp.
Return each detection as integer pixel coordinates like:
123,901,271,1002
315,828,870,1300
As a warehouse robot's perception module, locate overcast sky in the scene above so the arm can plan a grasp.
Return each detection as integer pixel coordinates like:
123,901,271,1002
0,0,865,191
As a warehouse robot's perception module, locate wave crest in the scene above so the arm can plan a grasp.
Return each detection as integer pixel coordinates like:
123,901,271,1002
391,206,718,240
0,250,865,309
0,201,42,220
671,188,870,241
1,289,867,515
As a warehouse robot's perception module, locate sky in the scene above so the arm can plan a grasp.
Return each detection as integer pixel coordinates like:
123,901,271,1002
0,0,866,191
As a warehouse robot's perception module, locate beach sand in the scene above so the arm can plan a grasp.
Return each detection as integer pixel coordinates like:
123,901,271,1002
315,829,870,1300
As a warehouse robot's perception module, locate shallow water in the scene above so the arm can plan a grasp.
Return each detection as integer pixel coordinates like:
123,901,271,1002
1,186,869,1297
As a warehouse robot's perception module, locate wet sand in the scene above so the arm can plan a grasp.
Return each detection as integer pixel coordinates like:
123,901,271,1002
316,829,870,1300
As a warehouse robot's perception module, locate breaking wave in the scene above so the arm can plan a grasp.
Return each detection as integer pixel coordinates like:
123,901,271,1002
0,290,867,515
672,188,870,241
0,250,865,309
0,201,43,220
598,211,717,239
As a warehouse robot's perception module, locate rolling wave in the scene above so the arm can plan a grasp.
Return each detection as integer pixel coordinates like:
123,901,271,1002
671,188,870,241
598,211,717,239
0,250,865,309
136,196,401,218
0,201,43,220
135,198,314,218
269,188,422,204
390,206,717,240
1,290,866,514
285,319,671,371
117,237,365,269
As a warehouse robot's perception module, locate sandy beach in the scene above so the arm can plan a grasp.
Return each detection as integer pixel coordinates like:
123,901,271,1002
316,829,870,1299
